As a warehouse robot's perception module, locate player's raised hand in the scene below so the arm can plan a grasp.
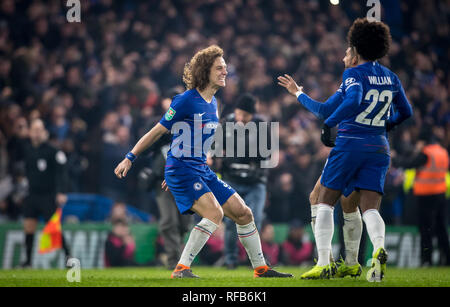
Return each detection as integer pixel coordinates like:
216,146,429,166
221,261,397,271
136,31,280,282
114,158,132,179
277,74,303,96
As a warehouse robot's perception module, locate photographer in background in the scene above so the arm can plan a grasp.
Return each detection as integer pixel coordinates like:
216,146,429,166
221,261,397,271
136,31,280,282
218,93,270,269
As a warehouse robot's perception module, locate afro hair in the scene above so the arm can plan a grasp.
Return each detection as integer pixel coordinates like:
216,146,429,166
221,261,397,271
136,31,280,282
347,18,392,61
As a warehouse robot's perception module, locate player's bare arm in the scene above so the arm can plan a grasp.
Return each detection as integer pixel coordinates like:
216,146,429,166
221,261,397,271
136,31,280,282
114,123,168,179
277,74,303,96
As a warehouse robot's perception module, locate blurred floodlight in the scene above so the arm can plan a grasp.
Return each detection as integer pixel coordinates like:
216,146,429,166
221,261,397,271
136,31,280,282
330,0,339,5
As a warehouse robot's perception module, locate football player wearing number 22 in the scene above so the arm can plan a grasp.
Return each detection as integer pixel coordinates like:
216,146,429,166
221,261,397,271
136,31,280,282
279,18,412,281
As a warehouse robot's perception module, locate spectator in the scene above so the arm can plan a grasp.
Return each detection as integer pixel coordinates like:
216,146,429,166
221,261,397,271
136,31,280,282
100,125,131,202
2,116,29,220
260,221,280,266
48,104,70,145
198,223,225,266
109,202,129,223
104,218,136,267
0,129,12,221
291,151,322,224
281,220,313,265
266,172,296,223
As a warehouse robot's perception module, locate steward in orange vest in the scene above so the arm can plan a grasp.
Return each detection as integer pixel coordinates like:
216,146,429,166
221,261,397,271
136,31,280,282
403,126,450,266
413,143,449,196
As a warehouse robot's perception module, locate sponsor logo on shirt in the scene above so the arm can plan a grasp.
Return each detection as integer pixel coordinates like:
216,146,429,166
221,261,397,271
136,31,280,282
165,107,176,121
345,77,356,86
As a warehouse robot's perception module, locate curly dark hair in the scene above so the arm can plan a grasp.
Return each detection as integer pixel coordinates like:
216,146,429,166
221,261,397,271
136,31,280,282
347,18,392,61
182,45,224,91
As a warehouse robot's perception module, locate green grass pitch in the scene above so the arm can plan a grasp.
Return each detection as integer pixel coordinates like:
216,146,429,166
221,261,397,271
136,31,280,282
1,266,449,287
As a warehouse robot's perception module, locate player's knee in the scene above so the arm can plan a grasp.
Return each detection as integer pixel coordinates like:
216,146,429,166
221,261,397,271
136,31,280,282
209,206,224,225
235,206,253,225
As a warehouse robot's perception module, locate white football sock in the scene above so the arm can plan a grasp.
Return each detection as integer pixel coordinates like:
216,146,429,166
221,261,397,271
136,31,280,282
179,218,218,267
342,209,362,266
310,204,318,236
362,209,385,256
315,204,334,266
311,204,335,262
237,221,266,269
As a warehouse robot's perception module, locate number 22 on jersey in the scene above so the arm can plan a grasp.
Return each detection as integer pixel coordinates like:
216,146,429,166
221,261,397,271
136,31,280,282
355,89,393,127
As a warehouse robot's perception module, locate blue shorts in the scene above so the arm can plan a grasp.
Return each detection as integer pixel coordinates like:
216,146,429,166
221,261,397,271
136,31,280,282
164,165,236,214
321,150,390,197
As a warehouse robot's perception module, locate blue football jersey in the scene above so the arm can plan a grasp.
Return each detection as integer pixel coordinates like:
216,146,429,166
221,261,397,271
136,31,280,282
324,62,412,154
297,83,344,120
159,89,219,171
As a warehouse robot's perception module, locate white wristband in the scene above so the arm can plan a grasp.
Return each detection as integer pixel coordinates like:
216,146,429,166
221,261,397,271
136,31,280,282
295,90,303,98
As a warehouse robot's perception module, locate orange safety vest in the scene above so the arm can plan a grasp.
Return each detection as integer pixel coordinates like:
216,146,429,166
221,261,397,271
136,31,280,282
413,144,449,196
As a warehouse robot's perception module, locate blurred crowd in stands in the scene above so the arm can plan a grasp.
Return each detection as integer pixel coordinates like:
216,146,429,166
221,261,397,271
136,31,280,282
0,0,449,227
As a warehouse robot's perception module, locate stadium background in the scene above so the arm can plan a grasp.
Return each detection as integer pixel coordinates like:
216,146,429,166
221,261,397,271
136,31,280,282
0,0,449,269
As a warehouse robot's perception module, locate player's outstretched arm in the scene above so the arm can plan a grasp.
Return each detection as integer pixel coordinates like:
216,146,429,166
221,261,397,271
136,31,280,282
278,74,343,119
324,77,363,128
298,91,343,120
114,123,168,179
320,77,363,147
